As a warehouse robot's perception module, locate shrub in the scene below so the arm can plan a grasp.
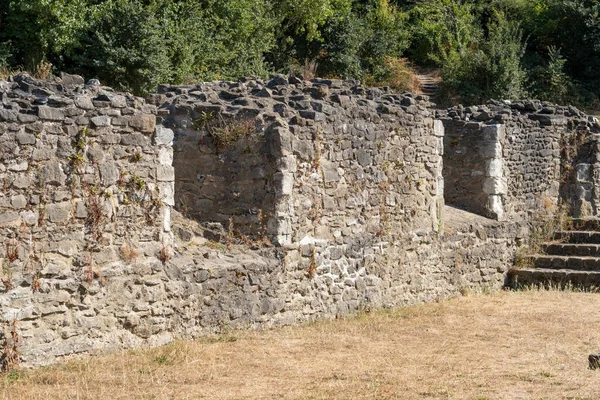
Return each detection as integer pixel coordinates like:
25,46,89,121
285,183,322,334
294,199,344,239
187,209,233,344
363,57,420,93
439,14,527,104
69,0,171,95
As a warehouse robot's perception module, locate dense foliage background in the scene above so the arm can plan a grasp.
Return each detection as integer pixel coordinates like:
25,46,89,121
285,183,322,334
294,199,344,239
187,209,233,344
0,0,598,108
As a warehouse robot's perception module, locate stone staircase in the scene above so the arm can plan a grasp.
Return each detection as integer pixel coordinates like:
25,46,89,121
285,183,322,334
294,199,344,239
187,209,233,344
415,70,441,99
509,219,600,289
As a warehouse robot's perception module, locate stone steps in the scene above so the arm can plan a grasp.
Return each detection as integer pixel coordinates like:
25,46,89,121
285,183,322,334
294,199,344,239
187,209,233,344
542,243,600,257
508,268,600,288
554,231,600,243
510,220,600,289
526,254,600,271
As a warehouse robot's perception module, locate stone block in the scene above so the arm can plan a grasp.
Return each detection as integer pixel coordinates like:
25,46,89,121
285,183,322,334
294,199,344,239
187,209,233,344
154,125,174,146
486,158,503,178
46,202,71,224
157,165,175,182
576,164,591,183
8,161,28,172
483,177,507,195
130,113,156,133
100,162,120,186
74,95,95,110
91,116,112,127
11,195,27,209
321,161,340,183
40,162,67,186
38,106,65,121
16,131,36,145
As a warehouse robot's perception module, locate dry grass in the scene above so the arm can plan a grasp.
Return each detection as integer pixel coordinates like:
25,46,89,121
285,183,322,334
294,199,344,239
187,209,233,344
3,289,600,399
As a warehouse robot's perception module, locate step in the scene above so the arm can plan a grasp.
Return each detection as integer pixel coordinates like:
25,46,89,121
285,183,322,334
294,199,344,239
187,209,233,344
554,231,600,244
528,255,600,271
542,243,600,257
508,268,600,289
571,219,600,231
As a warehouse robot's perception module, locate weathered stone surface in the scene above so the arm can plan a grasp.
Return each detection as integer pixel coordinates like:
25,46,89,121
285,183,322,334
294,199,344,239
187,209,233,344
130,113,156,133
40,162,67,186
154,125,174,146
91,116,111,127
46,202,71,223
38,106,65,121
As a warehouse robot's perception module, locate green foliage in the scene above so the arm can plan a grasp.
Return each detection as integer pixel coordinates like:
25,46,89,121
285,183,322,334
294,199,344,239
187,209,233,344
68,0,170,95
440,14,527,104
0,0,92,70
0,0,597,107
529,46,578,105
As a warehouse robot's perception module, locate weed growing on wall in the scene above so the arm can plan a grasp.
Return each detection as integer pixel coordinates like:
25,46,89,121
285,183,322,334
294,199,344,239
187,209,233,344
0,320,20,373
193,112,257,150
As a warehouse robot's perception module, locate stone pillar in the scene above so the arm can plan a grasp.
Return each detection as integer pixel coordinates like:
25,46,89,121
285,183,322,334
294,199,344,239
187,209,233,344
481,124,506,220
433,119,445,231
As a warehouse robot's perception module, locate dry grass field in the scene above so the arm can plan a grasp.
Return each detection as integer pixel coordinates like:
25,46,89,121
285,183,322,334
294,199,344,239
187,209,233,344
2,289,600,400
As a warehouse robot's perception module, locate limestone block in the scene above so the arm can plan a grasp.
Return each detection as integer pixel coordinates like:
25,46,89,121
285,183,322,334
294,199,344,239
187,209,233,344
487,195,504,221
46,202,71,223
8,161,28,172
163,206,171,232
159,182,175,206
75,200,88,219
0,109,17,122
100,162,120,186
121,133,150,147
486,158,503,177
0,211,20,226
479,141,502,158
38,106,65,121
321,160,340,183
16,131,36,145
130,113,156,133
482,124,505,142
74,95,95,110
40,162,66,185
357,149,372,166
154,125,174,147
20,210,38,226
274,172,294,195
483,177,507,195
158,147,173,166
91,116,111,127
576,164,591,183
433,119,444,137
157,165,175,182
11,194,27,209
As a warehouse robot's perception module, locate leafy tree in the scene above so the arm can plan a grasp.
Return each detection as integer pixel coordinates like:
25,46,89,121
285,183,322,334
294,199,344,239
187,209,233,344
68,0,171,94
0,0,92,70
440,13,527,104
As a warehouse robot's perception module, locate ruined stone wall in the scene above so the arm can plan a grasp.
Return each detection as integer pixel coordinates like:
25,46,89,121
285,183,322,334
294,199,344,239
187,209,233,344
0,74,523,367
440,101,595,221
0,74,174,365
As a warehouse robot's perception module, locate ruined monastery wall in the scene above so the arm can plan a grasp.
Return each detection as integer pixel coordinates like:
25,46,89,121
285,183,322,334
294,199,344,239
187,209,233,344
1,74,582,367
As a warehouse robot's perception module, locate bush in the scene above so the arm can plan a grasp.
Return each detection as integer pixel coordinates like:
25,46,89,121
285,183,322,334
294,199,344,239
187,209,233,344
440,14,527,104
363,57,420,93
69,0,170,95
529,46,579,105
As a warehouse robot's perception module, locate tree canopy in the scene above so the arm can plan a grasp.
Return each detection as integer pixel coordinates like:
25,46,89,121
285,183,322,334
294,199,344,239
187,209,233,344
0,0,597,107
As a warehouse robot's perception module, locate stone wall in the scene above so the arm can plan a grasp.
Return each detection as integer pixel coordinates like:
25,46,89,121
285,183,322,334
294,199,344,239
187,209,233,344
0,74,174,366
440,101,597,221
0,74,551,367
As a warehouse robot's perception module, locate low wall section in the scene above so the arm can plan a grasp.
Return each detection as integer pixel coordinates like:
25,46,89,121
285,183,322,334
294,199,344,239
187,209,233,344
441,101,598,220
